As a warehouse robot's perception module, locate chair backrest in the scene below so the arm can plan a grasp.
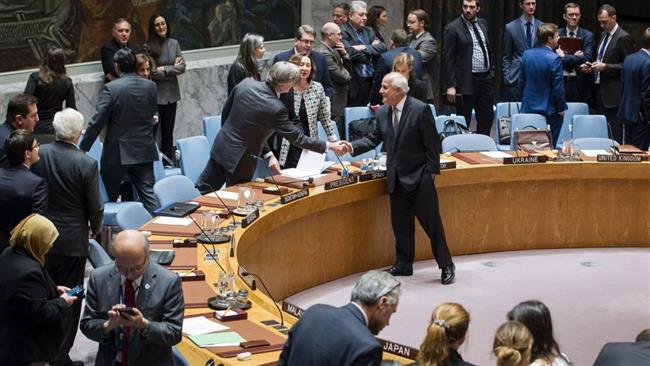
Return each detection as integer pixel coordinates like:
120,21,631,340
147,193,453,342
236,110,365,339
428,104,437,118
176,136,210,183
320,122,381,162
88,239,113,268
153,149,166,182
344,107,373,140
115,203,153,231
510,113,547,149
172,346,191,366
556,102,589,147
572,114,608,139
572,137,619,150
153,175,201,208
202,115,222,146
435,115,467,134
494,102,521,139
442,134,498,153
81,138,111,203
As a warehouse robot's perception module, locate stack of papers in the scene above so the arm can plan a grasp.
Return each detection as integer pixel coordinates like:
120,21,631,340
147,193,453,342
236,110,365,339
182,316,229,336
480,151,513,159
281,150,327,178
581,149,609,157
188,331,246,347
152,216,193,226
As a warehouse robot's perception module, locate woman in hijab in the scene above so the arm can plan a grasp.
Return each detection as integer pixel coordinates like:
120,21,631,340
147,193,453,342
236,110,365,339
0,214,78,366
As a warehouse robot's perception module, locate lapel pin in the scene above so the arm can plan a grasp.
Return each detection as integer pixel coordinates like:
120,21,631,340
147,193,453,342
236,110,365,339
144,283,151,290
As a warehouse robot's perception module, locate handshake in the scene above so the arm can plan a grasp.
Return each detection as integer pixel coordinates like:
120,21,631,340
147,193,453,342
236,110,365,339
329,140,354,156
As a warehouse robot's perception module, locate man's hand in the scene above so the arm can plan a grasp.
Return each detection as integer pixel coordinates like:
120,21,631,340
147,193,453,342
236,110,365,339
574,50,584,57
103,304,125,334
57,286,77,306
106,74,116,81
329,141,349,156
556,47,565,58
352,44,366,51
590,61,606,72
335,41,347,56
119,307,150,330
174,57,182,65
267,155,281,174
370,104,381,113
156,66,165,72
579,63,592,74
446,87,457,104
371,39,382,46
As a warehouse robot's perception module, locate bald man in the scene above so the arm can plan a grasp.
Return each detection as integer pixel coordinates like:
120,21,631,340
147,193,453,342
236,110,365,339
80,230,184,366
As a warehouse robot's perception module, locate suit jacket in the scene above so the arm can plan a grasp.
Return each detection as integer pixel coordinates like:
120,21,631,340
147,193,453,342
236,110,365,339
100,39,137,82
274,48,333,97
0,121,16,167
595,26,636,108
407,348,477,366
408,31,438,100
24,72,76,134
278,303,382,366
370,46,423,105
0,247,68,364
408,77,428,102
214,78,326,180
618,50,650,124
341,22,387,100
520,46,567,116
593,341,650,366
503,17,544,88
227,61,260,95
443,16,493,95
0,165,47,251
352,96,440,194
80,262,184,366
559,27,594,99
31,141,103,257
315,42,351,119
147,37,185,104
79,73,158,166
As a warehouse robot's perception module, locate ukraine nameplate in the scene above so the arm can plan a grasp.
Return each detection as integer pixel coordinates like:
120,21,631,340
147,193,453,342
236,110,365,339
503,155,547,165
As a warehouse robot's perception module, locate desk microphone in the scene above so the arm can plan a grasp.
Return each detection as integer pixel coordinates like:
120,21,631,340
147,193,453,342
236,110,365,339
606,122,618,154
196,182,238,230
249,154,314,191
240,270,284,327
332,149,350,177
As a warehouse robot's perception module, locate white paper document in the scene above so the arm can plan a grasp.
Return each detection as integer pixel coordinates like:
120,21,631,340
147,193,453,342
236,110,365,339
480,151,513,158
281,150,327,179
210,191,239,200
152,216,193,226
581,149,609,157
182,316,230,336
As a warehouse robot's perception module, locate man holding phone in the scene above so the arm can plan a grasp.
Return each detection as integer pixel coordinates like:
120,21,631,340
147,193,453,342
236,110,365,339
81,230,184,366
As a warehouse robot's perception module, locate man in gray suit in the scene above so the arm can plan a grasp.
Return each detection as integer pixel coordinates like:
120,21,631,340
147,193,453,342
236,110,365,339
79,48,160,213
196,61,348,192
503,0,543,101
407,9,438,103
32,108,103,366
81,230,184,366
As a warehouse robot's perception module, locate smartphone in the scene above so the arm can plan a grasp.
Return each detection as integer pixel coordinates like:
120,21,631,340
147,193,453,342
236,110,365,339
67,285,85,297
120,307,136,317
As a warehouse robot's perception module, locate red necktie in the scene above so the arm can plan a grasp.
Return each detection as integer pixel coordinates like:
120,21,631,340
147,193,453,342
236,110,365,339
122,279,136,366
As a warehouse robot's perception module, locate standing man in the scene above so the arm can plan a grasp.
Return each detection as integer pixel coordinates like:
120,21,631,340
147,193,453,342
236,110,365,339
344,73,455,284
101,18,137,83
81,230,184,366
79,48,160,213
580,4,635,143
407,9,438,103
273,25,333,97
341,0,387,107
333,2,350,26
196,62,348,192
558,3,594,103
316,22,351,136
0,94,39,166
503,0,543,101
443,0,495,136
278,270,400,366
520,23,567,145
32,109,103,366
618,28,650,150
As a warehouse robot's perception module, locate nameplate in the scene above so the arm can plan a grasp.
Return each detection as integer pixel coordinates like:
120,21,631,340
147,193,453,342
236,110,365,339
281,301,305,318
378,338,419,360
324,176,358,190
503,155,547,165
359,170,387,182
240,209,259,228
280,188,309,204
596,154,645,162
440,160,457,170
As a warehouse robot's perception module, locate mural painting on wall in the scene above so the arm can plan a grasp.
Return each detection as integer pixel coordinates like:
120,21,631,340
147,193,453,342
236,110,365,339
0,0,300,73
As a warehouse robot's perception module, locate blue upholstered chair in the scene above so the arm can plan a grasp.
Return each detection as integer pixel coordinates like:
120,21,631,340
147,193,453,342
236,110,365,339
442,134,498,153
435,115,468,134
556,102,589,148
572,115,609,139
344,106,373,140
153,175,201,208
88,239,113,268
508,113,548,150
176,136,210,183
572,137,619,150
115,203,153,231
203,115,221,146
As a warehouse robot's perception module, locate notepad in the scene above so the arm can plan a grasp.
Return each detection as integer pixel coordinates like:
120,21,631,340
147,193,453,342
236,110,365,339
481,151,512,158
152,216,193,226
582,149,609,157
188,331,246,347
211,191,238,200
182,316,230,336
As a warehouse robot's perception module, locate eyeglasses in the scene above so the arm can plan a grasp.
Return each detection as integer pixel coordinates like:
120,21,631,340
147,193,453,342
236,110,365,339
299,39,316,45
116,259,147,275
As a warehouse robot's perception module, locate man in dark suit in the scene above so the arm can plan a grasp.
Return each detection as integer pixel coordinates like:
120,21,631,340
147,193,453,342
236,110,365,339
503,0,543,101
370,29,423,105
196,62,348,192
278,270,400,366
315,22,351,136
32,108,103,366
345,72,455,284
0,94,39,167
580,4,635,143
520,23,568,145
273,25,333,97
558,2,594,103
0,130,47,252
618,28,650,149
79,48,160,213
593,328,650,366
101,18,137,83
443,0,495,136
341,0,387,106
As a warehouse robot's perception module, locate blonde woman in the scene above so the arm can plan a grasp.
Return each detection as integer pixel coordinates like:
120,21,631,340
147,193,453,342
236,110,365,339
493,321,534,366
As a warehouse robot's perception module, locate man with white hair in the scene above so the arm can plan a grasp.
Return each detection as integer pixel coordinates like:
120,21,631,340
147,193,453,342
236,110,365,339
344,72,456,284
32,108,103,366
278,270,400,365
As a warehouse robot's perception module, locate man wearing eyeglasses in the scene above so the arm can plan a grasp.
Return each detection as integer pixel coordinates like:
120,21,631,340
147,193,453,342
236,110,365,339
81,230,184,366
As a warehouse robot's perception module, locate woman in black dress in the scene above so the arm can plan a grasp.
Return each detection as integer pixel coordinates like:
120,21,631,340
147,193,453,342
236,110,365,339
227,33,266,95
367,5,388,44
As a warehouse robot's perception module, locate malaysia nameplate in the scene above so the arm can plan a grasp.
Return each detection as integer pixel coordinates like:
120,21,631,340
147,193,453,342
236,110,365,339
241,209,259,228
596,154,645,162
359,170,387,182
280,188,309,204
324,176,358,190
503,155,547,165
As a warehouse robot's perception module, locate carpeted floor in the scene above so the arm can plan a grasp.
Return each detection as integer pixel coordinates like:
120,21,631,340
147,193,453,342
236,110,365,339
284,248,650,366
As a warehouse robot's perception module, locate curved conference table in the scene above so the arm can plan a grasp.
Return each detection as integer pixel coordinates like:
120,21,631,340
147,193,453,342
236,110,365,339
169,158,650,365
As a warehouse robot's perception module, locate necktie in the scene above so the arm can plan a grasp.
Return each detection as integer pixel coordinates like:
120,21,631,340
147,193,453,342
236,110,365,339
392,107,400,136
471,21,489,70
569,31,575,37
355,29,373,78
595,32,610,83
526,21,533,48
122,279,136,366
